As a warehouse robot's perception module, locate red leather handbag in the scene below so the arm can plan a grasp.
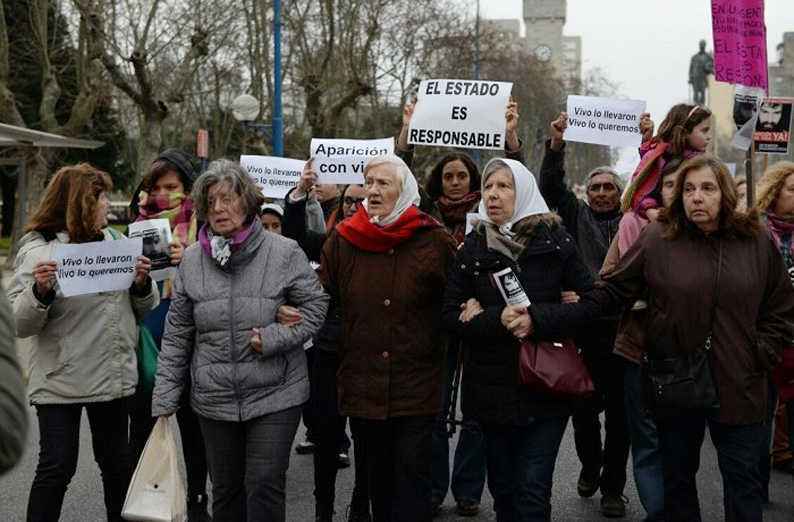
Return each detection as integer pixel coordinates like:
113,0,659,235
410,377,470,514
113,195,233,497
517,338,595,397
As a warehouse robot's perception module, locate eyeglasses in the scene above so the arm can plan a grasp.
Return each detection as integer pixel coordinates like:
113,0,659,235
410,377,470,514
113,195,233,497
208,194,236,210
344,196,365,207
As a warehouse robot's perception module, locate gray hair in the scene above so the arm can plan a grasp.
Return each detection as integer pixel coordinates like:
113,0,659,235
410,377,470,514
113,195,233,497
483,159,511,182
585,166,624,193
192,159,263,222
364,155,413,189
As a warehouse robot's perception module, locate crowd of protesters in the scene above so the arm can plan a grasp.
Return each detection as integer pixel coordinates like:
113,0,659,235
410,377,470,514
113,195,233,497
2,93,794,522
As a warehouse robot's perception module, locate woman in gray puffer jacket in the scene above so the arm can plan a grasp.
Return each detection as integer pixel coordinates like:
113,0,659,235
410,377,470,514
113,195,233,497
152,159,329,522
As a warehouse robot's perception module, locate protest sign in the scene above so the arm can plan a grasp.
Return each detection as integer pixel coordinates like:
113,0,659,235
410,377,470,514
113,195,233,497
564,96,646,148
754,98,793,155
493,267,531,307
407,79,513,150
310,138,394,184
731,86,764,150
52,238,142,297
127,219,174,282
711,0,767,90
240,156,305,199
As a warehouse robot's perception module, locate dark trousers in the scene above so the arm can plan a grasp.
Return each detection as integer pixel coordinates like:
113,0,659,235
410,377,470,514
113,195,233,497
129,383,209,500
302,347,316,441
656,411,763,522
573,338,630,497
198,405,302,522
27,398,133,522
481,417,568,522
430,341,486,504
313,348,368,516
351,415,434,522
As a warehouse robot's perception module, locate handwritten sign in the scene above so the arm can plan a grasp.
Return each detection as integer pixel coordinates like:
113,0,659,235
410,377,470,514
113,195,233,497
407,79,513,150
52,238,142,297
711,0,767,90
564,96,647,148
310,138,393,184
240,156,305,198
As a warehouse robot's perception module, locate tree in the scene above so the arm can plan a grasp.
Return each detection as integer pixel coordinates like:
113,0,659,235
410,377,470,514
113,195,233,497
0,0,107,260
72,0,239,173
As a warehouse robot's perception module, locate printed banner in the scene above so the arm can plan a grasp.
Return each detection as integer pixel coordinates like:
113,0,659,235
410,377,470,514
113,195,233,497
52,238,142,297
564,96,647,148
127,219,174,282
754,98,793,155
310,138,393,184
240,156,306,199
711,0,767,90
407,79,513,150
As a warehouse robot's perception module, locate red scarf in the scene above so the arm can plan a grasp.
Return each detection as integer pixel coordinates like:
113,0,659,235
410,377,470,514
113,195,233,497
437,191,481,245
336,205,443,253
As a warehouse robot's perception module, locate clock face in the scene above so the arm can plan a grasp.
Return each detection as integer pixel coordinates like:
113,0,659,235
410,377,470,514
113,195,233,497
534,44,552,62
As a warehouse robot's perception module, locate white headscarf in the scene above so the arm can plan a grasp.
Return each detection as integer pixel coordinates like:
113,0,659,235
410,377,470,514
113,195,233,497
477,158,549,236
364,156,422,227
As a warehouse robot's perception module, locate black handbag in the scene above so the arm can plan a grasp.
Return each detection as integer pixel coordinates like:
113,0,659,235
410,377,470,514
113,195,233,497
640,239,723,419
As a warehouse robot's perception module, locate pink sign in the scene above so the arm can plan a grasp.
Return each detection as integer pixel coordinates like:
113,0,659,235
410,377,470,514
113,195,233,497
711,0,768,90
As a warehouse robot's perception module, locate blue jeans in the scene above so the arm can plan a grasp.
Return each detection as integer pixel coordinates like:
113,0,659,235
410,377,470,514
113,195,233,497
656,412,763,522
430,341,486,504
198,405,302,522
623,361,664,521
481,417,568,522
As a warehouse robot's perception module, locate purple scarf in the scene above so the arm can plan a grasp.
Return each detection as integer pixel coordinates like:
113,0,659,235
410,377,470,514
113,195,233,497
199,219,257,265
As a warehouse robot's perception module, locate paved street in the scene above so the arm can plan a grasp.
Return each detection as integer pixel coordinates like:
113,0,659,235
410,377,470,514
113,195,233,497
1,407,792,521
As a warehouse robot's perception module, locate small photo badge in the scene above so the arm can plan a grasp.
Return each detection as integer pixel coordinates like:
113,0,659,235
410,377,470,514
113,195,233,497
492,266,531,307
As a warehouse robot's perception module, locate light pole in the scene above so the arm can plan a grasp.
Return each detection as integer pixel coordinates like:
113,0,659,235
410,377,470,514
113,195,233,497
473,0,481,164
273,0,283,156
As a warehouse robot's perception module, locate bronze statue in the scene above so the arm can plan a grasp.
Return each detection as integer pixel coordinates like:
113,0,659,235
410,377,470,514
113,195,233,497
689,40,714,105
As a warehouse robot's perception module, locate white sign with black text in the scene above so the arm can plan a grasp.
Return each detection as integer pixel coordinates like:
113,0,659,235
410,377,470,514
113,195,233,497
408,79,513,150
564,95,647,148
310,138,394,184
240,156,306,199
52,238,142,297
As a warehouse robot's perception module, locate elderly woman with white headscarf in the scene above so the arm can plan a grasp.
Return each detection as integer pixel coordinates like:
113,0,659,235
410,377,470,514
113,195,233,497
442,158,599,521
319,155,457,521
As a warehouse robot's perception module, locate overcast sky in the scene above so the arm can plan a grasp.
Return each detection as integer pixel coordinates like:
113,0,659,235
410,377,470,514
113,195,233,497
480,0,793,121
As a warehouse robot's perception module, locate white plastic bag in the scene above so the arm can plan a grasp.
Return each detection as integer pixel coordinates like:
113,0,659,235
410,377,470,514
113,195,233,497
122,416,188,522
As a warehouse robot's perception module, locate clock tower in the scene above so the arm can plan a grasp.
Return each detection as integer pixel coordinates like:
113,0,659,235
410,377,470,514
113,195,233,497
523,0,567,71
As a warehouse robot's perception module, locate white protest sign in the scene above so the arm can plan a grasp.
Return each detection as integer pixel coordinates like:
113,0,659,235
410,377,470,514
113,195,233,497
565,96,647,148
240,156,306,199
52,238,142,297
127,219,174,282
408,79,512,150
310,138,393,184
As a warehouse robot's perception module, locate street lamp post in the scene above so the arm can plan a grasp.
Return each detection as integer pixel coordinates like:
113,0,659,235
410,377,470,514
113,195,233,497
273,0,283,156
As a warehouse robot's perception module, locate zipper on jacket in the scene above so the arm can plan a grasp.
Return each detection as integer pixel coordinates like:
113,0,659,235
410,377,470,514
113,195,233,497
228,270,243,421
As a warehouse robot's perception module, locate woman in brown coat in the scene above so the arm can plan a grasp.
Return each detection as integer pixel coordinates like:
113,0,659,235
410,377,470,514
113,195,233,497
596,156,794,522
319,155,456,522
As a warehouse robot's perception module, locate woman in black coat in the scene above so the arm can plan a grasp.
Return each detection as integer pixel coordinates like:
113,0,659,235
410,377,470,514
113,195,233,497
442,158,599,521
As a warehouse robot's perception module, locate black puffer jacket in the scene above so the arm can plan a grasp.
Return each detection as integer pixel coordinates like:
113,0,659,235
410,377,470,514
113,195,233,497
441,218,599,424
